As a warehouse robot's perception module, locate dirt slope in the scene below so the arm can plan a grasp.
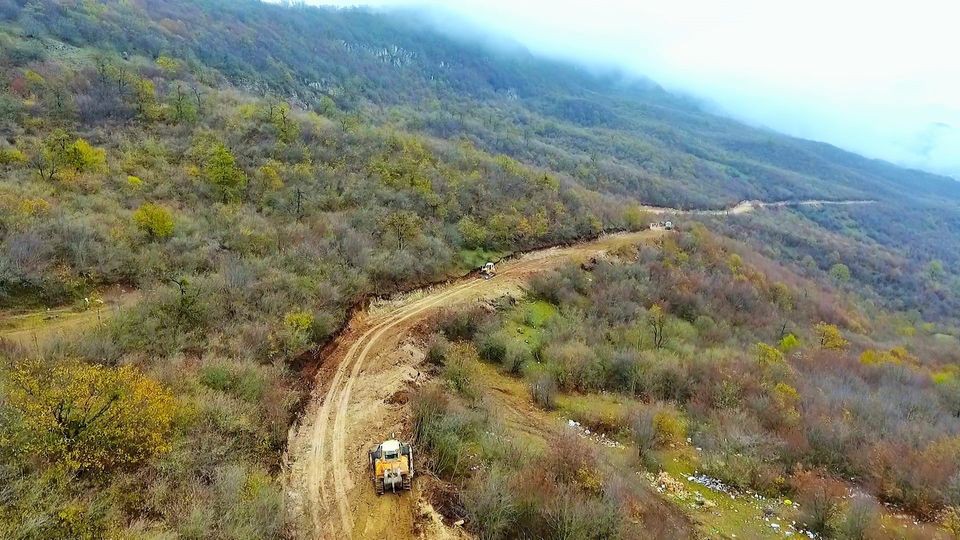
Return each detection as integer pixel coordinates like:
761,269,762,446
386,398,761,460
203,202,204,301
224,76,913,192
283,230,665,539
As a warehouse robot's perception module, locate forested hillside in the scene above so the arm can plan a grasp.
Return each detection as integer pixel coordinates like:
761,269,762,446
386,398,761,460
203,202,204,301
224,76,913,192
1,0,959,538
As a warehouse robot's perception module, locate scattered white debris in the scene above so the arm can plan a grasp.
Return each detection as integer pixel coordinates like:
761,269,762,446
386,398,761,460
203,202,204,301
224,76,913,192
689,473,736,495
562,418,623,448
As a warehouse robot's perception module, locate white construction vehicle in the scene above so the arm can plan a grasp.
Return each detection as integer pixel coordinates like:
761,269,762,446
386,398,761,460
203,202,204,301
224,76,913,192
369,438,414,495
480,262,496,279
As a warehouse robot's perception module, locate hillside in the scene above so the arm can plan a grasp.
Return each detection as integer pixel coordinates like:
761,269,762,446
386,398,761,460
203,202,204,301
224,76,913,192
1,1,960,539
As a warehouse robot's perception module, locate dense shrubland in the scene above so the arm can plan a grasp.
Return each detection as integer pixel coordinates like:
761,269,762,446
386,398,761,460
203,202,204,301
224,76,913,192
419,228,960,536
413,341,692,539
2,1,960,537
0,11,630,537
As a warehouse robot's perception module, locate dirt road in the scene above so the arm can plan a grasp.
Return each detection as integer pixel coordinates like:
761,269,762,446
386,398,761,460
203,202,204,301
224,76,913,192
283,230,665,539
282,197,877,539
640,198,875,216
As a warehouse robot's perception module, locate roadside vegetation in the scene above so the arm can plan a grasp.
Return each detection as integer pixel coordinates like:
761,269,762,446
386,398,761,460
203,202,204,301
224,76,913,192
415,228,960,538
0,7,631,538
2,1,960,538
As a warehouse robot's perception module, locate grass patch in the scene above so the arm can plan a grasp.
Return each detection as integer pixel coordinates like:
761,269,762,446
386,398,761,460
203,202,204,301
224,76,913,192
656,449,788,539
524,300,557,327
555,393,635,436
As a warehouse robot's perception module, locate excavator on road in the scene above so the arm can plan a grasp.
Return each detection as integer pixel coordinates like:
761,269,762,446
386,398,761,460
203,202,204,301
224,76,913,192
369,438,414,495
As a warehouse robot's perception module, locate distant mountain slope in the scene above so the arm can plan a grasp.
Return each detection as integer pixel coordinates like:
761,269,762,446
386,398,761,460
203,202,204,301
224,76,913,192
7,0,959,207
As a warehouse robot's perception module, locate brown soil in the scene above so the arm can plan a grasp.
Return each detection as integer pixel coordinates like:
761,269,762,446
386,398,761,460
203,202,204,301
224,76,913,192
282,230,666,539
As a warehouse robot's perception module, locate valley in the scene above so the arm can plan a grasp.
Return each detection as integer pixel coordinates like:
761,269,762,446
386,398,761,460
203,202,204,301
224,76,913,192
2,1,960,539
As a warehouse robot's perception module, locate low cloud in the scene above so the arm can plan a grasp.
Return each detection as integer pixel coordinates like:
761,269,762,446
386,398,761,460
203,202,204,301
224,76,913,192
312,0,960,179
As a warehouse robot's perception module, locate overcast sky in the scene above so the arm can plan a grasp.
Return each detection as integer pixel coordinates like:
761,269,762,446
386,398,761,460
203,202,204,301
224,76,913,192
310,0,960,179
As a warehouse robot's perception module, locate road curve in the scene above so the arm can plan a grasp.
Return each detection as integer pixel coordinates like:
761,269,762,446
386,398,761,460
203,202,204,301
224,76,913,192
284,230,670,539
283,198,874,539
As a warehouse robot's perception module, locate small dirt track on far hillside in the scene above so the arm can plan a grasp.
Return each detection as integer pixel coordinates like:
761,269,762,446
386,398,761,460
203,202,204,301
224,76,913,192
283,199,873,539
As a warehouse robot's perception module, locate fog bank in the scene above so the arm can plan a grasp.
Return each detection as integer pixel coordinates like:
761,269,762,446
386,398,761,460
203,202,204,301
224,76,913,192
308,0,960,179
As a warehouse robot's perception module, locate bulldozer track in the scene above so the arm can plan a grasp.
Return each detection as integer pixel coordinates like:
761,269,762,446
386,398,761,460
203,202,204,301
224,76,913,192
284,198,875,539
287,234,650,539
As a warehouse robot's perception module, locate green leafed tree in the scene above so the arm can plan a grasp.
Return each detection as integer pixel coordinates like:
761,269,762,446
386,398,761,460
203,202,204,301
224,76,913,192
204,142,247,203
829,263,851,283
3,361,176,472
381,210,423,250
132,203,175,240
458,215,488,249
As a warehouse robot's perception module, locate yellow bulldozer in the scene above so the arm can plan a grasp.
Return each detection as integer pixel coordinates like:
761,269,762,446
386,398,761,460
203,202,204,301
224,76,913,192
369,438,414,495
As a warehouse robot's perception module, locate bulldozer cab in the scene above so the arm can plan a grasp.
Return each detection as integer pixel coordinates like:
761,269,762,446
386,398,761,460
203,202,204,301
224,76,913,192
480,262,496,279
369,439,414,495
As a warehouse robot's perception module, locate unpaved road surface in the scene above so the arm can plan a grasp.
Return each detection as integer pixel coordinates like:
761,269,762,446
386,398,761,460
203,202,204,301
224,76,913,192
284,230,665,539
282,198,875,539
640,198,874,216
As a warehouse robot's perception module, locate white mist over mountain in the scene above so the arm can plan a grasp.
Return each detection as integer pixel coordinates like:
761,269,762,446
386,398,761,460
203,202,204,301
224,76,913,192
297,0,960,179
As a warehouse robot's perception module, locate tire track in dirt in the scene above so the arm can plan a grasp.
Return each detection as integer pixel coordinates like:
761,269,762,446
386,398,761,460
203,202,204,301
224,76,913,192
307,282,476,537
289,234,654,539
285,201,875,539
329,278,487,535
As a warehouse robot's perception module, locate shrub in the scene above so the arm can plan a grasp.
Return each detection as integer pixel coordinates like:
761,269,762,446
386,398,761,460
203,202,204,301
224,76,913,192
440,306,490,341
411,385,481,478
528,369,558,410
755,342,785,366
836,496,879,540
815,322,849,351
426,333,450,365
629,402,686,456
442,344,477,398
3,360,176,472
543,492,620,540
132,203,175,240
462,467,517,540
0,147,26,165
545,431,598,486
66,138,107,173
652,407,687,446
791,471,846,537
778,333,801,353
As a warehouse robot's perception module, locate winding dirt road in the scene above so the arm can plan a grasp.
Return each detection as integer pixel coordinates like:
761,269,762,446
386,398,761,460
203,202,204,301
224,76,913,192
640,198,875,216
284,230,667,539
282,198,875,539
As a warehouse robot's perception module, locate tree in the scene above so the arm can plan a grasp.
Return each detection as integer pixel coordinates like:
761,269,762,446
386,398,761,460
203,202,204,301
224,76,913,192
270,101,300,144
3,361,176,472
727,253,745,277
30,129,71,181
647,303,668,349
381,210,423,251
778,333,801,353
204,143,247,203
829,263,851,283
132,78,157,119
169,83,197,123
65,138,106,173
927,260,946,281
755,342,785,366
458,215,488,249
815,322,848,351
132,203,175,240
